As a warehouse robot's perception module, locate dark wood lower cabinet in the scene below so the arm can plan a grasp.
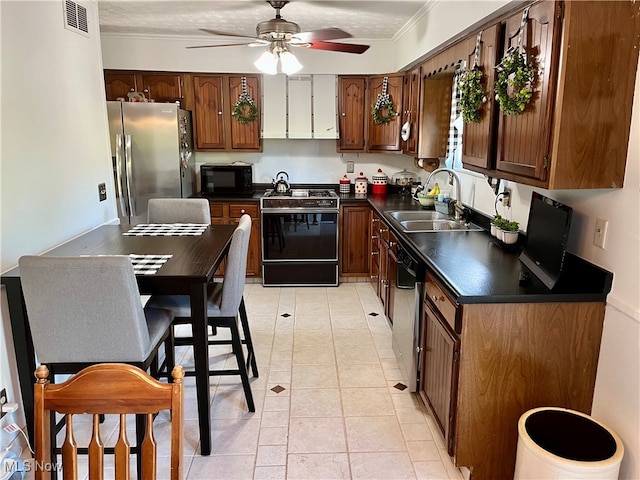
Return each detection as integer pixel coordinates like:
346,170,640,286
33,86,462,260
419,273,606,480
420,301,460,456
339,203,371,277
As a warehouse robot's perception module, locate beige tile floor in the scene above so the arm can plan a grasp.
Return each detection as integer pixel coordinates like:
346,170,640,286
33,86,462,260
43,283,464,480
173,282,464,480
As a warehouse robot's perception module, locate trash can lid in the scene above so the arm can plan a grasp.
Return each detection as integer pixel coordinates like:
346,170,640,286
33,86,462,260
525,409,618,462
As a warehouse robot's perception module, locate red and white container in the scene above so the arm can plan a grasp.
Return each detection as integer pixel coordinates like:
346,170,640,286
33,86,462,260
355,172,368,195
339,174,351,194
371,168,388,195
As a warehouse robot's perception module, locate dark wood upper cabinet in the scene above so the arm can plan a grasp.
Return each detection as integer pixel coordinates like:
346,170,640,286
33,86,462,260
460,24,500,170
494,1,560,183
338,76,367,152
367,74,404,152
104,71,138,101
140,73,183,104
466,0,640,190
194,75,227,150
228,75,261,151
193,74,262,152
402,67,421,157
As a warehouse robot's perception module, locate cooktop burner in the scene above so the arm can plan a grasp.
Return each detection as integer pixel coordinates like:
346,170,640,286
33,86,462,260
261,189,339,210
263,189,338,198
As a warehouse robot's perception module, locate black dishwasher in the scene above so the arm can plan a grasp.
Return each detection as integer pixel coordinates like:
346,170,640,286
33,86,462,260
391,243,425,392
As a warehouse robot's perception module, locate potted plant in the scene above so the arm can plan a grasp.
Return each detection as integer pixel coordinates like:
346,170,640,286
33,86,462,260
501,220,520,244
490,214,504,237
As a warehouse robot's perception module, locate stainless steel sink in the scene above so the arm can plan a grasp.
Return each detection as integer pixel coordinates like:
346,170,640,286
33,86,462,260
385,210,483,233
386,210,449,222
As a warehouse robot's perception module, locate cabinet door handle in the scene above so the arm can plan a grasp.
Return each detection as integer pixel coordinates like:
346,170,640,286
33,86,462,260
218,111,223,115
372,218,380,223
371,235,379,240
371,251,379,256
241,209,246,214
341,112,346,116
389,241,396,247
371,275,379,280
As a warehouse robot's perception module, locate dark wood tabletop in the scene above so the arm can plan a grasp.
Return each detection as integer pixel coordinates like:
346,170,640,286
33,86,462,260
1,223,237,455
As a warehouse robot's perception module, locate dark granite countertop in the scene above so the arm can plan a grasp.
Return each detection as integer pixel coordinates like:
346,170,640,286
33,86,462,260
193,188,612,304
367,193,612,305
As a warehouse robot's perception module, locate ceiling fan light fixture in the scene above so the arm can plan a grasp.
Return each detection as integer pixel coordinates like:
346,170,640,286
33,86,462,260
255,49,278,75
279,49,302,75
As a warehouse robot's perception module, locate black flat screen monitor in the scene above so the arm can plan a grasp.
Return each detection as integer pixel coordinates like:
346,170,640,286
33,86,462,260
519,192,573,289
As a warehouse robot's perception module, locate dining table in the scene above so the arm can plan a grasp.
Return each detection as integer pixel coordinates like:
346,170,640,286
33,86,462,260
1,223,237,456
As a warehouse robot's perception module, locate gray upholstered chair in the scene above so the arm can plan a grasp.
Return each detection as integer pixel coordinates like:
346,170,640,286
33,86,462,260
147,214,258,411
147,197,210,224
18,255,175,474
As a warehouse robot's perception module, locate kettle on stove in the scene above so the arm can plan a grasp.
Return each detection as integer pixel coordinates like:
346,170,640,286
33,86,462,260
273,171,290,193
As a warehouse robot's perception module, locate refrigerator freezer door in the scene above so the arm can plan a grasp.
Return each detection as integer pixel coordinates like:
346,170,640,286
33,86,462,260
107,102,128,223
122,102,184,224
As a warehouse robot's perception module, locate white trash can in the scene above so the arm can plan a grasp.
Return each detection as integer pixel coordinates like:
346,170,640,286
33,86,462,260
514,407,624,480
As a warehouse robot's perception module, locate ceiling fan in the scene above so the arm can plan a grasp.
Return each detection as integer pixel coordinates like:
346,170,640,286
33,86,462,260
187,1,370,74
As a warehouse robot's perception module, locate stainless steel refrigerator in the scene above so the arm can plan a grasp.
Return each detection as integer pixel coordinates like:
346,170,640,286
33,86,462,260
106,101,195,225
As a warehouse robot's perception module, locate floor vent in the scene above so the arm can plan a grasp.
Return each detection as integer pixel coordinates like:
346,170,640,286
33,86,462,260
64,0,89,37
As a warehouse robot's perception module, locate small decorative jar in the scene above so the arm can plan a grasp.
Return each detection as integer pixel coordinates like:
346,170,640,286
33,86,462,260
371,168,388,195
354,172,368,195
339,174,351,194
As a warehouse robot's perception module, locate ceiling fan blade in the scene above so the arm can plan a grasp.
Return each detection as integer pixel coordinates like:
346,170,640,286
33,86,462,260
304,41,370,54
200,28,260,40
292,27,352,43
186,42,256,49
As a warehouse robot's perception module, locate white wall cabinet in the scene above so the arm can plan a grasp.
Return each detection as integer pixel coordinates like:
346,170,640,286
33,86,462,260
262,74,287,139
261,74,337,139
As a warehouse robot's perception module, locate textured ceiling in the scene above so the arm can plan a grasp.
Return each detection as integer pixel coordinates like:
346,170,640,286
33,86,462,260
97,1,429,39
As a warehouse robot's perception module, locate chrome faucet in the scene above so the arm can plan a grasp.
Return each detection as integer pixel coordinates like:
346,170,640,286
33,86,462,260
425,168,465,221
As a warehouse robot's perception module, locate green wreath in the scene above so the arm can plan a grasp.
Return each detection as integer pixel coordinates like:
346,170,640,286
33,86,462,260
232,98,258,124
495,48,537,115
372,97,396,125
457,67,486,123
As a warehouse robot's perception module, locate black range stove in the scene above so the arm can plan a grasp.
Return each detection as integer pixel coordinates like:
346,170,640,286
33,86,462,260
260,189,339,286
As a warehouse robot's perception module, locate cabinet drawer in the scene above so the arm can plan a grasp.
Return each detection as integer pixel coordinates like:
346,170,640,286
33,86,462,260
425,275,457,332
209,203,224,218
229,204,258,218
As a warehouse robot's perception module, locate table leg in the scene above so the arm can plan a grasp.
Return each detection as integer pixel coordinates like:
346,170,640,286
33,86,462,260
190,282,211,455
3,279,37,442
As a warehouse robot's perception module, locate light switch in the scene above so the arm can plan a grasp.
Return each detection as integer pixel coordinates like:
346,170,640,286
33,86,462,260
594,218,608,249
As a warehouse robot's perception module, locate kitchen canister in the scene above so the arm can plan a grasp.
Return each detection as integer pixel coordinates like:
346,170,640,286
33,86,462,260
355,172,368,195
371,168,388,195
339,174,351,194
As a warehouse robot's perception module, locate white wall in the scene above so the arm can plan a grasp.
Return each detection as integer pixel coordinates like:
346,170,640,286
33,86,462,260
1,0,117,447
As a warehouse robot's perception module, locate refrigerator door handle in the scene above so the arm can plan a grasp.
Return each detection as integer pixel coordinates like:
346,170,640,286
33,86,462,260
114,134,127,217
124,134,136,218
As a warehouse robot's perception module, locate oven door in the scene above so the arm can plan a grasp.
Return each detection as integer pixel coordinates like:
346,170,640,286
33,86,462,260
262,211,338,261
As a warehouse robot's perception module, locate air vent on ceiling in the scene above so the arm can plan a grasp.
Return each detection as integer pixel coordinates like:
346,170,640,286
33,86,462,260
64,0,89,37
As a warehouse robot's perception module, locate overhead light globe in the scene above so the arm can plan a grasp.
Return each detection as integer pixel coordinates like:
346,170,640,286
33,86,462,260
279,50,302,75
255,50,278,75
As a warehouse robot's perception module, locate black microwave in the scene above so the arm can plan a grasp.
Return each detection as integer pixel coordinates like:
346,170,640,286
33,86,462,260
200,164,254,196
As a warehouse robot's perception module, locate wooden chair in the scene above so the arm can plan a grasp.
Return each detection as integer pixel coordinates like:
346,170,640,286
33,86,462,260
34,363,184,480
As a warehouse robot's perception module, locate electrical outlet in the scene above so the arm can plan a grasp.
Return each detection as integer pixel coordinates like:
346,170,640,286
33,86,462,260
501,188,512,207
98,182,107,202
346,161,354,173
594,218,608,249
